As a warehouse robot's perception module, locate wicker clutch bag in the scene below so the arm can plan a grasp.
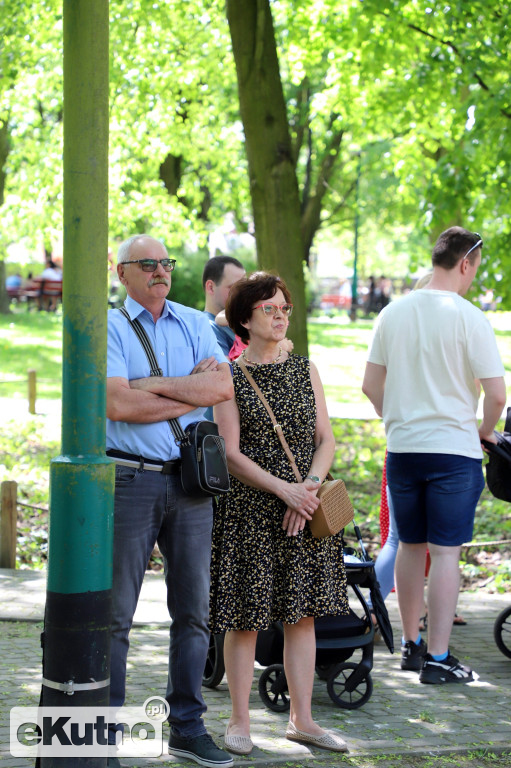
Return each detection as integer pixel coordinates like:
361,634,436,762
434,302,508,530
309,476,354,538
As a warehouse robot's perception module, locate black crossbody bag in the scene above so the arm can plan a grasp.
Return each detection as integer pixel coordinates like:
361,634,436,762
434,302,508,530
119,308,230,497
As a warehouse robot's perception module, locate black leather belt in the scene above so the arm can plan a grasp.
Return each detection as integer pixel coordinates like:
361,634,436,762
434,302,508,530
106,449,181,475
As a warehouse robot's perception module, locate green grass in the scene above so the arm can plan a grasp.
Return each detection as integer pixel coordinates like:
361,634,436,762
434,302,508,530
308,316,375,405
0,419,57,567
308,312,511,406
1,307,510,404
0,308,63,399
1,307,510,580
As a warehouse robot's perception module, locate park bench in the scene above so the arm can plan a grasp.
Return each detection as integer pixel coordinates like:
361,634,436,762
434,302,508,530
16,278,63,310
320,293,352,311
6,285,23,301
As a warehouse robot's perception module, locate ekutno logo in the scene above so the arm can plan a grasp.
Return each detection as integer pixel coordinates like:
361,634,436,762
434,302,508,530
10,696,169,758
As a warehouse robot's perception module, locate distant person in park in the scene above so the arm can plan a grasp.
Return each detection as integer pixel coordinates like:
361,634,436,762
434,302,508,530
362,226,506,684
40,259,62,281
107,246,124,308
377,275,392,310
38,260,62,311
365,275,376,315
106,235,234,768
203,255,246,357
209,272,349,755
5,272,22,289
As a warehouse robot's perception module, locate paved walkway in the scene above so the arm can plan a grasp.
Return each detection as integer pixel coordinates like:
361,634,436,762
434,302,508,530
1,568,510,767
1,398,510,765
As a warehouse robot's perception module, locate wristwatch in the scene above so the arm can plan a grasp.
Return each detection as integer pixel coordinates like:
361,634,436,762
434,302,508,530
306,475,321,483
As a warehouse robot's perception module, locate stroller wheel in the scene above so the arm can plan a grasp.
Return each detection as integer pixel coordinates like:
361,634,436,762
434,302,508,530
258,664,290,712
494,606,511,659
203,633,225,688
326,662,373,709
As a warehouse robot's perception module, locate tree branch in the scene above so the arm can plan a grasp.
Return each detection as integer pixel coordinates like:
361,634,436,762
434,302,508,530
290,78,310,165
300,120,345,259
320,176,358,227
378,10,511,119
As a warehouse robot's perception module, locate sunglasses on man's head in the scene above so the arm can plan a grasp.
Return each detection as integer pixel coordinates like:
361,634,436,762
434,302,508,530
462,233,483,260
123,258,176,273
254,303,293,317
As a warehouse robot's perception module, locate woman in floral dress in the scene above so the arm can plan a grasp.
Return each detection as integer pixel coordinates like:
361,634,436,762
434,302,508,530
210,272,349,755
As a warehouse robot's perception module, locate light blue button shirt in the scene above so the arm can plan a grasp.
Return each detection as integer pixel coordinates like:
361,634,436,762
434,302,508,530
106,296,229,460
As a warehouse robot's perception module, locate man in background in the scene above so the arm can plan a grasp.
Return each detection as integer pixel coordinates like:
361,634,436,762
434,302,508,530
362,226,506,685
203,255,246,356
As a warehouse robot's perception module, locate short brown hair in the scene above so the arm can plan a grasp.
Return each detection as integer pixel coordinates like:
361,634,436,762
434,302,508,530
432,227,482,269
202,255,244,289
225,271,292,343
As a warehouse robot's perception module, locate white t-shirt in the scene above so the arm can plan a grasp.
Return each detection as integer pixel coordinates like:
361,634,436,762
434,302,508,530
41,267,62,280
367,289,505,458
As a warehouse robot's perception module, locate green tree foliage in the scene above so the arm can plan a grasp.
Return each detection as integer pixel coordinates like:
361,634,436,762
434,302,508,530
268,0,511,300
351,0,511,299
108,0,253,245
1,0,511,307
0,0,63,254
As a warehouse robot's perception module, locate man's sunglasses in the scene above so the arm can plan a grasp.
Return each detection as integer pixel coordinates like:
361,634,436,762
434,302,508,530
123,258,176,273
254,303,293,317
462,233,483,260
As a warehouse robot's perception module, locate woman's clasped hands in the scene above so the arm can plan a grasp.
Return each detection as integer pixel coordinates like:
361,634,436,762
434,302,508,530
281,477,321,536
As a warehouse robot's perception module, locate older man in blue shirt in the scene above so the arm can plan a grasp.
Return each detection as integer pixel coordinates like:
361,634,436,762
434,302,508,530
106,235,233,768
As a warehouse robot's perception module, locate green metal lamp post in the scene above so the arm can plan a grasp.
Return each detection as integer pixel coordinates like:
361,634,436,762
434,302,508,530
349,152,362,322
39,1,113,766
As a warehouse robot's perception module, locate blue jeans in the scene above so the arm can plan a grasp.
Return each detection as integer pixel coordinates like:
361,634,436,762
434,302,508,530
367,486,399,610
110,465,213,738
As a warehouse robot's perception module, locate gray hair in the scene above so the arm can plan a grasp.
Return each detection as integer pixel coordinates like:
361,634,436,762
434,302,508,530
117,235,166,264
117,235,143,264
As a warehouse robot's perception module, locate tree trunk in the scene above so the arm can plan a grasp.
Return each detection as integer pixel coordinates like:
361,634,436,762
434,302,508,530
226,0,308,355
0,261,11,314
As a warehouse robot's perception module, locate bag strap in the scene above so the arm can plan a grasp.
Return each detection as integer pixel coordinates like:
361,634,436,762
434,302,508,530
237,356,302,482
118,307,186,444
119,307,163,377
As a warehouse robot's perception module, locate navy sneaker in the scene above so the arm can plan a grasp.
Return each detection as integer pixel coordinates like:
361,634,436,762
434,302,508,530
401,638,427,671
419,652,474,684
168,732,234,768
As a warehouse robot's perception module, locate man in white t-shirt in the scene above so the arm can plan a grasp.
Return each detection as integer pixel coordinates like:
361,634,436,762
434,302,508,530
362,226,506,685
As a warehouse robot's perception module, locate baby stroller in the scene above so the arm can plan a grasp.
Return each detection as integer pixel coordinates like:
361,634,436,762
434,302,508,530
482,406,511,660
203,523,394,710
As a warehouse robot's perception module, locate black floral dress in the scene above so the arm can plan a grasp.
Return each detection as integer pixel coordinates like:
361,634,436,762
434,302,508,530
209,355,348,632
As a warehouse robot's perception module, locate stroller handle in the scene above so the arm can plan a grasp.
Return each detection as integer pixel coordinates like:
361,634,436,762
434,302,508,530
353,524,371,563
482,438,511,464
